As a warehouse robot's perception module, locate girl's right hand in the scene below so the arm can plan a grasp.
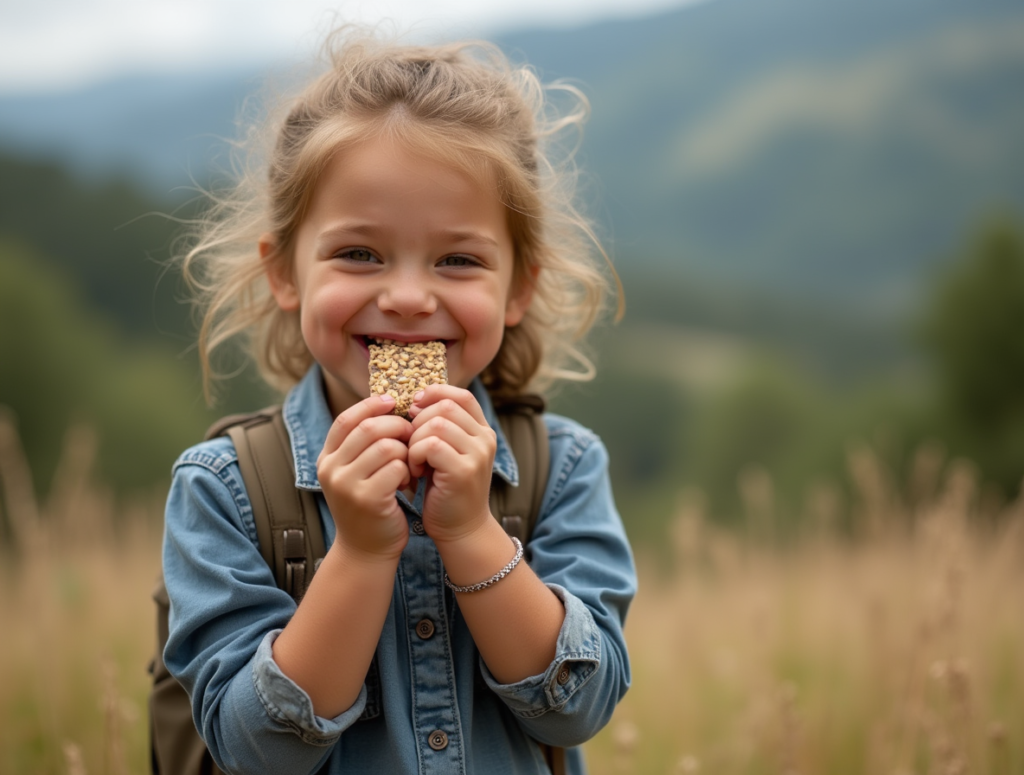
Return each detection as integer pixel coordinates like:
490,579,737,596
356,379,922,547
317,394,412,561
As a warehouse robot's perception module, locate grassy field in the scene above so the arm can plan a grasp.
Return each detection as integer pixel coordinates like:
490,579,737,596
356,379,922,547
1,413,1022,774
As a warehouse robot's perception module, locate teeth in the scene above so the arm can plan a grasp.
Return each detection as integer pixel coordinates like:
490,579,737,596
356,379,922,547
369,336,438,346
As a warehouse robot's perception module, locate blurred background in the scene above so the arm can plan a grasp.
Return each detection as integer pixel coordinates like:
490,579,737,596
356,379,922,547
1,0,1023,773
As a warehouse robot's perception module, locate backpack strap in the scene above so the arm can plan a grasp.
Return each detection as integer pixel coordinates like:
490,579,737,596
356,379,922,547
205,407,324,602
489,395,563,775
489,393,550,543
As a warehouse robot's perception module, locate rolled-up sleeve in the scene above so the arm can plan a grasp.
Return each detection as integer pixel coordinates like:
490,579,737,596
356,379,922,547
482,421,636,746
162,443,358,775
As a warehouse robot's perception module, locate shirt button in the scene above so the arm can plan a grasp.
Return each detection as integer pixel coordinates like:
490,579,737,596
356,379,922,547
556,664,571,685
415,618,435,639
411,520,425,535
427,729,448,751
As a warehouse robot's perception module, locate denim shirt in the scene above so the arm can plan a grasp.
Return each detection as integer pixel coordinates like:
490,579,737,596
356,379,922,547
162,366,636,775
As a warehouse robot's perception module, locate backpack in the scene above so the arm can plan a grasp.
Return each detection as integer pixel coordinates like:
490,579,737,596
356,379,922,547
149,396,565,775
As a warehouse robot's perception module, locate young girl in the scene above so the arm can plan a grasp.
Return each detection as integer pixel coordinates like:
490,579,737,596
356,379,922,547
162,28,636,775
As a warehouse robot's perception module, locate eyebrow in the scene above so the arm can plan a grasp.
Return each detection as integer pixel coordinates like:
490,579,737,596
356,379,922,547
317,222,384,240
432,228,500,248
318,222,500,248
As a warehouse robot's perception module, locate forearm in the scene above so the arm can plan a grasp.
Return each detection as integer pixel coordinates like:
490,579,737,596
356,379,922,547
272,541,398,718
435,517,565,684
485,583,630,747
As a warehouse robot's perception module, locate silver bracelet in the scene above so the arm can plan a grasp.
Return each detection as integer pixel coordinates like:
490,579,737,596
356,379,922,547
443,537,524,593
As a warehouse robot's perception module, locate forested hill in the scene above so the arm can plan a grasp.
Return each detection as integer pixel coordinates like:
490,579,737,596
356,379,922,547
1,0,1022,311
0,153,189,343
496,0,1024,307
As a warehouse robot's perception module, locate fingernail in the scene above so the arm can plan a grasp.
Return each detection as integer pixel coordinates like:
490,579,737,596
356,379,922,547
380,393,395,404
413,390,425,402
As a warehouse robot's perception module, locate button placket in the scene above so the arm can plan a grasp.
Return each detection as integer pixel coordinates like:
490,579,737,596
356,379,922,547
400,537,462,772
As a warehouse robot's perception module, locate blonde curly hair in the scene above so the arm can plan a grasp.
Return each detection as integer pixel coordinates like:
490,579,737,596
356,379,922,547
181,27,621,403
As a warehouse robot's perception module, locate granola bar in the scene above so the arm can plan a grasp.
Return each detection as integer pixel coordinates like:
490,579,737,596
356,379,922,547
367,339,448,418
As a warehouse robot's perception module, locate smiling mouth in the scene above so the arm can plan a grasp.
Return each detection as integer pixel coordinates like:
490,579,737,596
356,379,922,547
360,335,453,348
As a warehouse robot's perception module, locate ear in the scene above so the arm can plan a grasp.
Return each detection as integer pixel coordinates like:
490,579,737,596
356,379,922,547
504,265,539,327
260,234,300,312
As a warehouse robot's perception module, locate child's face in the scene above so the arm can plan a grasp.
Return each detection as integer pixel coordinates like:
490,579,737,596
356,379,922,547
263,136,532,415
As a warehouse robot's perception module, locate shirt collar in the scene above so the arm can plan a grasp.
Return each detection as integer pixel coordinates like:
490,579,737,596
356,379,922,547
283,364,518,491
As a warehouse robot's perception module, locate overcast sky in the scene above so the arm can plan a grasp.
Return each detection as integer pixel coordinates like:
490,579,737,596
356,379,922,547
0,0,703,93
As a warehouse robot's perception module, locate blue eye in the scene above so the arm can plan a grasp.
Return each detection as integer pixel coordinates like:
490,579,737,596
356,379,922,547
438,255,476,267
339,248,378,263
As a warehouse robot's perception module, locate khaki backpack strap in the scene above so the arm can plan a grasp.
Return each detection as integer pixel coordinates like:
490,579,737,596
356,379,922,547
489,394,563,774
490,395,550,543
148,408,324,775
540,742,567,775
207,407,325,601
149,576,225,775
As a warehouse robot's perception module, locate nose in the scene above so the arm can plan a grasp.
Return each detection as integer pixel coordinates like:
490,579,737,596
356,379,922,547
377,270,437,318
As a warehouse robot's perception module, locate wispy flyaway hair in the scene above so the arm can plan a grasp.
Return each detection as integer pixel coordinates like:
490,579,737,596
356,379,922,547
180,26,622,402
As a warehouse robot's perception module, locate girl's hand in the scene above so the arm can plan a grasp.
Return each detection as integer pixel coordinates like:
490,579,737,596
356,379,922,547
317,394,412,561
407,385,496,545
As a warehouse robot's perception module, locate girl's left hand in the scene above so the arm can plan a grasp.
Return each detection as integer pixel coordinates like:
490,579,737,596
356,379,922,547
407,385,496,544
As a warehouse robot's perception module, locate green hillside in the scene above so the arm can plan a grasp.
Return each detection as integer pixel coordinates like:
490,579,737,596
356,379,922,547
0,239,211,494
0,153,191,342
498,0,1024,306
0,155,273,497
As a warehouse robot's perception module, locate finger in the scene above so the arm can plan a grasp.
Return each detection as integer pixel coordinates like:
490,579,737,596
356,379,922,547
363,456,412,496
408,434,461,480
332,414,413,468
321,394,401,456
408,401,483,446
319,437,408,497
408,385,487,426
320,408,411,471
408,424,495,474
341,437,410,483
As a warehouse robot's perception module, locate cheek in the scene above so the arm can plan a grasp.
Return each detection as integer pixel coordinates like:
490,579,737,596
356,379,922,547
457,296,509,369
299,286,357,350
461,296,506,337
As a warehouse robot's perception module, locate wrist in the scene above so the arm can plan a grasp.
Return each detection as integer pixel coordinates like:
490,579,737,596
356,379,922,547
429,508,499,553
433,516,520,589
444,537,523,593
327,535,405,572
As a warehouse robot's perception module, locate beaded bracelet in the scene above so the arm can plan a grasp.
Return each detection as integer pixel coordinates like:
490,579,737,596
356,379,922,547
443,537,524,593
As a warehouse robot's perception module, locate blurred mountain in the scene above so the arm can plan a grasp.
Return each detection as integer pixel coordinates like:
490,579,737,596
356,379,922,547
498,0,1024,310
1,0,1022,311
0,68,266,195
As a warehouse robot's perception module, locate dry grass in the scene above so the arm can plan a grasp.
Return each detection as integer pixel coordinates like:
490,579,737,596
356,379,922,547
1,410,1021,774
0,411,161,775
587,451,1024,775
